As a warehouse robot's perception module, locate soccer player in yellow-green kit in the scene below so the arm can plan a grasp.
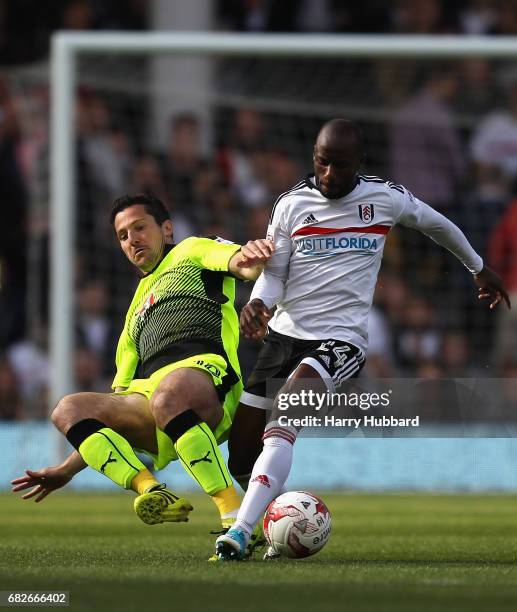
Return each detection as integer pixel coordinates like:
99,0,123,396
12,193,273,533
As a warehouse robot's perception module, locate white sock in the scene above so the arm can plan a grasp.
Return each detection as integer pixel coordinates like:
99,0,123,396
234,422,296,537
221,509,239,520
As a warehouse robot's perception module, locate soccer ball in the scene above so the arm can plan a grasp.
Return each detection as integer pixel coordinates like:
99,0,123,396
263,491,332,559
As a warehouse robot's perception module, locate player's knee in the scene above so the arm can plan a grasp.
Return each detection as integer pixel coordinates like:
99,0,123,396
51,394,81,432
149,389,177,429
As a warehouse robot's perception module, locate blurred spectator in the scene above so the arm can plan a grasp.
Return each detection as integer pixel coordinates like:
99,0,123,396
440,330,478,377
218,109,270,208
456,59,499,121
0,354,22,420
131,154,168,203
131,154,195,242
75,347,105,392
395,295,441,373
192,164,225,228
363,305,395,378
470,73,517,193
245,204,271,242
373,272,410,328
295,0,334,32
487,197,517,366
201,188,241,242
457,62,506,263
390,66,466,299
16,85,49,184
17,85,51,330
218,0,336,32
217,0,269,31
390,65,465,212
161,113,207,223
74,91,136,285
459,0,497,35
390,0,453,34
80,93,134,204
7,326,49,419
76,279,118,377
262,149,300,197
416,360,445,380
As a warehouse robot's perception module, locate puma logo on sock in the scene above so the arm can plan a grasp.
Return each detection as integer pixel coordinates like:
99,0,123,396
189,451,212,467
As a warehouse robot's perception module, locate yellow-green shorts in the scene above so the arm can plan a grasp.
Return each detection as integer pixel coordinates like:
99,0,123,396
114,353,242,470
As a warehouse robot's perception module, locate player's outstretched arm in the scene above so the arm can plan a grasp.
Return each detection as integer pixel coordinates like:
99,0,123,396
228,239,274,281
474,266,511,310
11,451,87,502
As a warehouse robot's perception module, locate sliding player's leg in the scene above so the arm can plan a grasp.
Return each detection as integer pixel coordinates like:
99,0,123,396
51,391,193,522
148,356,242,529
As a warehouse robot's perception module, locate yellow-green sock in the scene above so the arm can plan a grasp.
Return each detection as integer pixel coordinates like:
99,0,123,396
78,427,147,489
164,413,234,498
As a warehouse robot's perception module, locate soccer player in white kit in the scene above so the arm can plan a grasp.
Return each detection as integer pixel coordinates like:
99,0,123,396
217,119,510,560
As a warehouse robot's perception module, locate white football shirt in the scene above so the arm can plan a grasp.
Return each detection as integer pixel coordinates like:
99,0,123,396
251,174,483,353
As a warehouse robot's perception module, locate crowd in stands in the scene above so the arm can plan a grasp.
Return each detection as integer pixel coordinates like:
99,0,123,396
1,0,517,419
217,0,517,36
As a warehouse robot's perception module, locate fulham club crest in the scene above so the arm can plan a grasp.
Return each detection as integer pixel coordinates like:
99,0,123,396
358,203,374,223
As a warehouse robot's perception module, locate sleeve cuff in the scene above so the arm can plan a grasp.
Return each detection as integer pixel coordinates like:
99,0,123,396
469,256,484,275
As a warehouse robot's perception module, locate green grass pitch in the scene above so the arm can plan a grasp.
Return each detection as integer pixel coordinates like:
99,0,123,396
1,492,517,611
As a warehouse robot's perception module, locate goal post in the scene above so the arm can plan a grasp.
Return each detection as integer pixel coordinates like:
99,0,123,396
49,31,517,412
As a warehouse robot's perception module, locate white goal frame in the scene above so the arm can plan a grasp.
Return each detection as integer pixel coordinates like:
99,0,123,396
50,31,517,410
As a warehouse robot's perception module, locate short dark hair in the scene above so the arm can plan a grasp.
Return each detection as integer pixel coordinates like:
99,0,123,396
110,193,171,226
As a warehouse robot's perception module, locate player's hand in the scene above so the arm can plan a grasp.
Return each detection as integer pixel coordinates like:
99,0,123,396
240,298,273,340
11,466,73,502
474,266,511,310
236,239,274,268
